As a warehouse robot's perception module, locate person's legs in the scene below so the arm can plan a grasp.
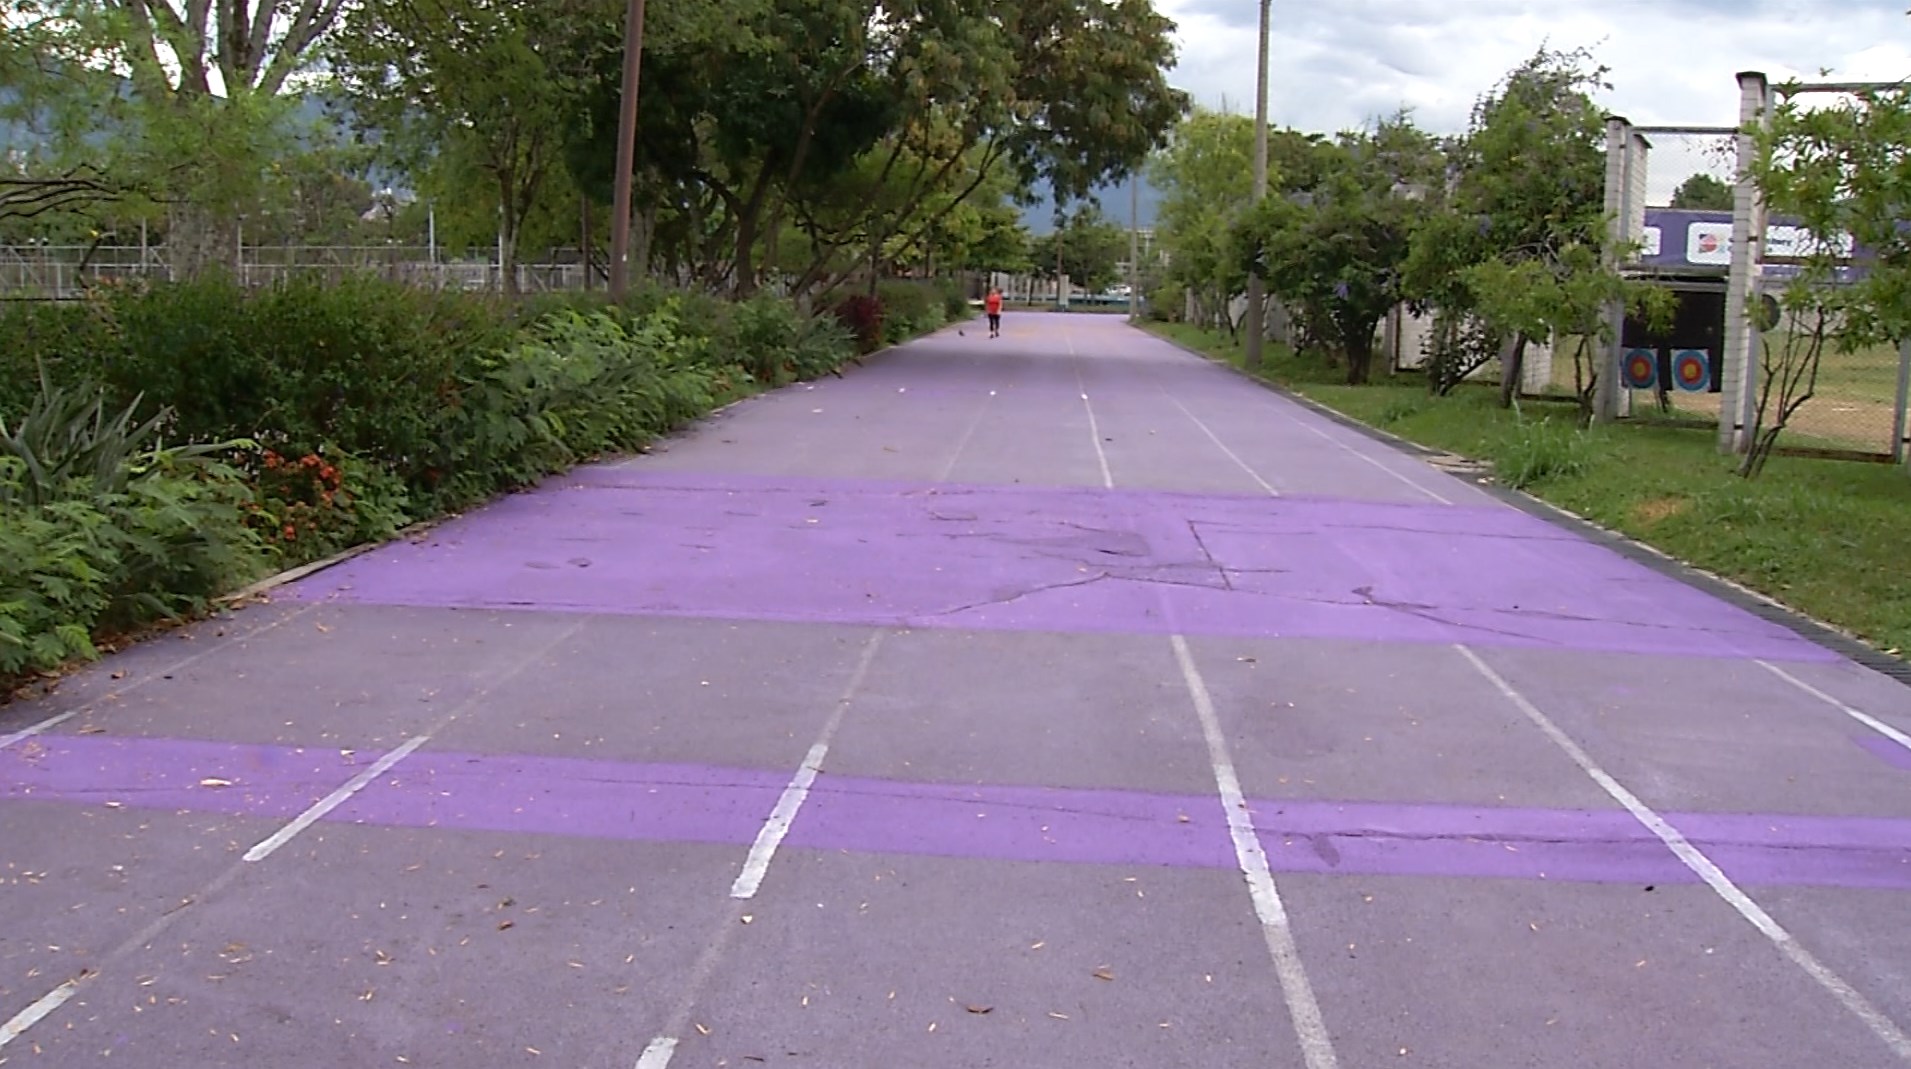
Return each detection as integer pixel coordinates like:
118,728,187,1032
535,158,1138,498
988,312,1001,337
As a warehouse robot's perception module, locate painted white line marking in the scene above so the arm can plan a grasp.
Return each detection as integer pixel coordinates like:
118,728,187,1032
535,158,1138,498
731,632,886,899
1459,644,1911,1061
0,981,77,1051
1170,396,1280,496
243,735,431,862
634,1035,679,1069
938,388,994,482
1294,418,1452,504
1171,635,1340,1069
0,604,320,752
1080,391,1115,490
0,710,76,751
1757,659,1911,754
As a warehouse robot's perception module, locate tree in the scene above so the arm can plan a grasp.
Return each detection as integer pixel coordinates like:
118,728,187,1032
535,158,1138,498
4,2,351,275
560,0,1187,296
1244,115,1442,384
1031,204,1127,293
1742,84,1911,476
1150,110,1255,331
1669,172,1734,211
331,0,607,294
1404,47,1611,406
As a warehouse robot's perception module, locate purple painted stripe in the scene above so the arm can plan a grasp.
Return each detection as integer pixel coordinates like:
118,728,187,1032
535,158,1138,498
1858,735,1911,772
7,733,1911,889
284,471,1835,663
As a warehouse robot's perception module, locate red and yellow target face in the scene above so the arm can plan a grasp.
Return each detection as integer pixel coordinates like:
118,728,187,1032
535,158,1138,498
1673,350,1710,392
1624,350,1657,389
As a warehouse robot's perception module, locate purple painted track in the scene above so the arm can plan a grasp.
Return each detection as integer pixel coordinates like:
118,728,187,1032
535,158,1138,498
4,312,1911,1069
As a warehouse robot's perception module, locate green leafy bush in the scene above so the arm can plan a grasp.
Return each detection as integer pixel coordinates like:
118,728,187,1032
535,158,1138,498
0,379,240,506
0,456,263,677
248,446,412,561
876,281,945,344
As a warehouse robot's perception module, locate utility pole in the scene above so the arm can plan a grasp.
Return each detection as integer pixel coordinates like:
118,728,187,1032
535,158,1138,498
1244,0,1271,369
608,0,648,299
1129,173,1140,319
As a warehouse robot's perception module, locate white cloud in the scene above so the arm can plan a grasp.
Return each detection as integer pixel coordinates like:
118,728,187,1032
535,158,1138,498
1156,0,1911,135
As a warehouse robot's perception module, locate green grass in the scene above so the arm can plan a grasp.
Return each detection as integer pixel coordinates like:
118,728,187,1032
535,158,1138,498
1145,321,1911,657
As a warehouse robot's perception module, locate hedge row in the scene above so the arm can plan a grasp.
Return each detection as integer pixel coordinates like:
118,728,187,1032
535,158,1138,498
0,274,936,685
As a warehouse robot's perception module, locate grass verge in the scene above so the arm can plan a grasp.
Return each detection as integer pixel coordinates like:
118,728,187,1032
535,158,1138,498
1145,321,1911,657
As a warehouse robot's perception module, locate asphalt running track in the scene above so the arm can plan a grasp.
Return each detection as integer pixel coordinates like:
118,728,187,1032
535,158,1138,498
4,313,1911,1068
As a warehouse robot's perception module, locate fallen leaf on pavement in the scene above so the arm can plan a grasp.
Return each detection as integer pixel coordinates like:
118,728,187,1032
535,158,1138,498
966,1005,992,1015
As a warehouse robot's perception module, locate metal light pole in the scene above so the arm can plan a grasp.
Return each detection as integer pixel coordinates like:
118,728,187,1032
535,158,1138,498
1244,0,1271,369
608,0,648,299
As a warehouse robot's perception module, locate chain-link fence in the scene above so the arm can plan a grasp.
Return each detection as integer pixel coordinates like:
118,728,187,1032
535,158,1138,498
0,244,599,299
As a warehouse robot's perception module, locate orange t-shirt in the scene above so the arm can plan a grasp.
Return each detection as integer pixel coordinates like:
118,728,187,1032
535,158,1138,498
985,292,1003,314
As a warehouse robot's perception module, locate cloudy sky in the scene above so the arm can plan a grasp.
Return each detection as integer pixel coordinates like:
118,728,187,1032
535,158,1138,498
1157,0,1911,135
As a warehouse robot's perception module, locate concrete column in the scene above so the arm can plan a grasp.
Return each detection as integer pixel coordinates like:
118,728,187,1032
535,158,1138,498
1721,71,1772,454
1595,116,1631,423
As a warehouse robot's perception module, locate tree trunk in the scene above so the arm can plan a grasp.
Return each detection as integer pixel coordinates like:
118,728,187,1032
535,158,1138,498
167,201,241,281
1499,333,1528,408
1344,316,1377,385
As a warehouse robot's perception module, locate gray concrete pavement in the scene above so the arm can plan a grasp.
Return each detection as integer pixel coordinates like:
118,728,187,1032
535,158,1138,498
5,311,1911,1067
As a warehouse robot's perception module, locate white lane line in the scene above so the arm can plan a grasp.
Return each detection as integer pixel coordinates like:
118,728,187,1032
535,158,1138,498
730,631,887,899
1064,332,1116,489
1169,396,1280,497
0,710,77,750
1171,635,1340,1069
1757,659,1911,755
0,981,78,1051
635,1036,679,1069
1458,644,1911,1061
0,603,320,752
938,388,995,482
1080,390,1115,490
242,734,432,862
1294,418,1453,505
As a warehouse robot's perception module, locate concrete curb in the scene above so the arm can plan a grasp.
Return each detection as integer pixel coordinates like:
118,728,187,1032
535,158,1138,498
1146,327,1911,687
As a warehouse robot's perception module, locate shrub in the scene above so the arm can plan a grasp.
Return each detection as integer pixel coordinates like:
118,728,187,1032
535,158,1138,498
0,456,263,677
0,299,114,420
833,294,885,354
876,280,944,344
84,274,512,491
0,379,241,506
936,279,973,322
1490,413,1597,489
247,446,412,562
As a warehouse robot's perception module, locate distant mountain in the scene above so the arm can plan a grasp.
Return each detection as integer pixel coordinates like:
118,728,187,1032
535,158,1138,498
1017,177,1163,233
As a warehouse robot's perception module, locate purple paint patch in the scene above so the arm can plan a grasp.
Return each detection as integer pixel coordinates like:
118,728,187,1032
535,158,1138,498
2,733,372,820
331,750,790,847
286,470,1832,663
9,733,1911,889
1857,735,1911,772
